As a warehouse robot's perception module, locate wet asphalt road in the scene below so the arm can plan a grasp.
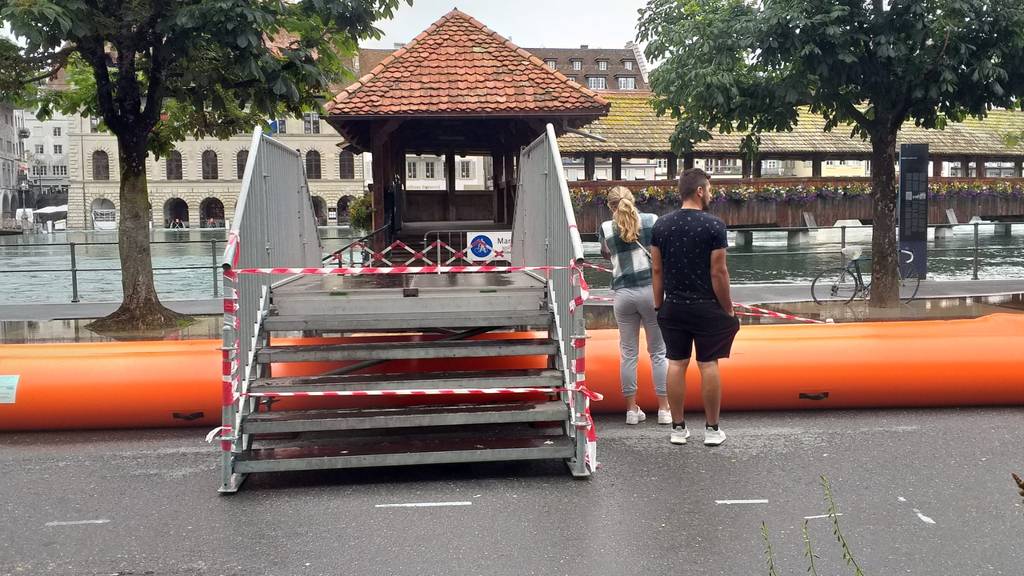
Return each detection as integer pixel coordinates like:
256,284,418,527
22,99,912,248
2,407,1022,576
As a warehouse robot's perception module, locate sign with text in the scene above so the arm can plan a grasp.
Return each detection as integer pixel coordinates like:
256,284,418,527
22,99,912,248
899,144,929,279
0,375,19,404
465,231,512,262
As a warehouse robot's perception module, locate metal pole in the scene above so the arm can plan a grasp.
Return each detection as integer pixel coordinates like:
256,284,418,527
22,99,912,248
840,226,847,249
211,239,219,297
973,222,980,280
69,241,80,303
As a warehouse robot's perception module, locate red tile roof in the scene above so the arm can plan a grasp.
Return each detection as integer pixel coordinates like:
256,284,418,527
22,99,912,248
326,9,610,118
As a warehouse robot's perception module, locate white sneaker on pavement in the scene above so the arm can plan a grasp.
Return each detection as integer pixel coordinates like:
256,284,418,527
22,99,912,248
670,425,690,445
657,409,672,425
625,408,646,425
703,426,727,446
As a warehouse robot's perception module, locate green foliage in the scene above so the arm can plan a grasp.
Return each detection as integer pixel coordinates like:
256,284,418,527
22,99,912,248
1,0,410,156
638,0,1024,154
348,193,373,232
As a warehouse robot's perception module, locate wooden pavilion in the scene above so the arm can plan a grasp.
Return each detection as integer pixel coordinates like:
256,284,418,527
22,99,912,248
325,9,609,241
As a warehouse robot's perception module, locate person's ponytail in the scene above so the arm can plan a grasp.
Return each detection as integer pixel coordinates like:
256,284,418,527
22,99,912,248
608,186,640,243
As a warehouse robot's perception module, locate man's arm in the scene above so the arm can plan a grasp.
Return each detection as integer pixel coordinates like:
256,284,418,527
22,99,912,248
710,248,734,316
651,245,664,309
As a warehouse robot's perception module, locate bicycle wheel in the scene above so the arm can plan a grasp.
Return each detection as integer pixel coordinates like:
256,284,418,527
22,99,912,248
898,262,921,303
812,267,859,304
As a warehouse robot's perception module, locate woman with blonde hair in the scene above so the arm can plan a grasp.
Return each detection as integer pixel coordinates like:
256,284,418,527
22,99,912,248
598,186,670,425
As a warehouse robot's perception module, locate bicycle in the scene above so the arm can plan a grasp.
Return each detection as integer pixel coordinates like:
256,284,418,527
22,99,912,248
811,247,921,304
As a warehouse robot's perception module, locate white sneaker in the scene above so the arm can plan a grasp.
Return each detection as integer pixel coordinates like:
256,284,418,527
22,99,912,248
704,427,727,446
657,409,673,425
625,408,646,425
670,426,690,445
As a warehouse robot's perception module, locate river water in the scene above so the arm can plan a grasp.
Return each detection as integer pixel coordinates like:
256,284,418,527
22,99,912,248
0,225,1022,304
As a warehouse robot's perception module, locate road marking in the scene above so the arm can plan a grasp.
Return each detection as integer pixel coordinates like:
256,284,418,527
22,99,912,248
715,499,769,505
803,513,843,520
375,501,473,509
45,519,110,527
913,509,936,524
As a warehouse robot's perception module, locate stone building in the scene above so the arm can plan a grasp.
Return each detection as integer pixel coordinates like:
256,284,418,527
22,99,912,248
0,103,22,228
67,113,365,230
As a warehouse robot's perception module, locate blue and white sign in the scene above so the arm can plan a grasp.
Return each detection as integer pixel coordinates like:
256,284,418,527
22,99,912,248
465,231,512,262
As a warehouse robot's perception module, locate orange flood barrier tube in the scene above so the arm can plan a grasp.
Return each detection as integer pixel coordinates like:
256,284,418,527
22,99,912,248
1,314,1022,431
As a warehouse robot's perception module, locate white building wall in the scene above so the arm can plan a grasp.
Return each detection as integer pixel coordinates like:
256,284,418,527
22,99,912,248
19,111,72,194
68,116,365,229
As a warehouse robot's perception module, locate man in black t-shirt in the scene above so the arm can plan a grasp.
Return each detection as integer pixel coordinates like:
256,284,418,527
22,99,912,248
650,168,739,447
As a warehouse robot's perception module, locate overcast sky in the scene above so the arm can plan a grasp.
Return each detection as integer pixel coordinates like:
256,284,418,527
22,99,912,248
365,0,650,49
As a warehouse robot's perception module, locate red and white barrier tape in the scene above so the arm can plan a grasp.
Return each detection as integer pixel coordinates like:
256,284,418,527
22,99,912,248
733,303,826,324
236,264,562,276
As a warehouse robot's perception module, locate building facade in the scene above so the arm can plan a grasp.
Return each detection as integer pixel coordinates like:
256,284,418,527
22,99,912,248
530,42,650,92
17,110,71,197
0,103,22,227
67,113,366,230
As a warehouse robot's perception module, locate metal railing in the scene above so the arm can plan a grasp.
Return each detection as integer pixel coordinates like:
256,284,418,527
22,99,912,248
718,221,1020,281
514,124,590,476
0,232,360,303
219,127,324,491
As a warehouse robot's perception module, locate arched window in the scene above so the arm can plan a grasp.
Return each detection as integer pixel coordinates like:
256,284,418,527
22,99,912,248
236,150,248,180
305,150,322,180
202,150,218,180
339,151,355,180
166,150,183,180
92,150,109,180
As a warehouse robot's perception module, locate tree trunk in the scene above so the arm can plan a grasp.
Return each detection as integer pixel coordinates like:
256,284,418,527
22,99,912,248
869,131,899,308
87,130,190,333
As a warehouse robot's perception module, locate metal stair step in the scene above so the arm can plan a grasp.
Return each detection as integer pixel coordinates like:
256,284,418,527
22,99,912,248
263,309,552,332
272,291,545,317
251,368,564,393
234,434,575,473
241,401,569,434
257,337,557,363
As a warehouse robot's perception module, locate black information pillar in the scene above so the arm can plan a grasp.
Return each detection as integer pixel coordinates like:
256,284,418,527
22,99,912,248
898,143,929,279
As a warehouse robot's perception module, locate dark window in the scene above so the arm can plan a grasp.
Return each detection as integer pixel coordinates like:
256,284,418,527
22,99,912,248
202,150,218,180
92,150,109,180
166,150,183,180
305,150,321,180
236,150,248,180
303,112,320,134
339,151,355,180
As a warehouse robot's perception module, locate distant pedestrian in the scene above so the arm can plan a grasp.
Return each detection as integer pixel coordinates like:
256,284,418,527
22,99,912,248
599,186,670,426
650,168,739,446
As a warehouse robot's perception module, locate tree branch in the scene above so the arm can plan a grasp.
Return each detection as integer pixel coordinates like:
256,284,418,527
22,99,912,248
839,100,872,131
78,38,122,132
141,41,167,131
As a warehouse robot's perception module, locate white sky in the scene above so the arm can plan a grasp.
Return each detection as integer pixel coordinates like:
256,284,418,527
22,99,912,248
366,0,650,49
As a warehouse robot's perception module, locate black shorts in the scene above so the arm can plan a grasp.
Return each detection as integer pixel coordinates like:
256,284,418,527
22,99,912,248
657,301,740,362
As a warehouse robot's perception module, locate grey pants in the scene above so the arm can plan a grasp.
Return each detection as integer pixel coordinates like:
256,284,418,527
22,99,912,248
612,285,668,397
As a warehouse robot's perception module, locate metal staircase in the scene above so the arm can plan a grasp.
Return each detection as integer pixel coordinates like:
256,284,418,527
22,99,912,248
216,125,593,493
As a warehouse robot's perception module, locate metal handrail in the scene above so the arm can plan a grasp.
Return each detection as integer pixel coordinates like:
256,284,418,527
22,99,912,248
325,222,391,264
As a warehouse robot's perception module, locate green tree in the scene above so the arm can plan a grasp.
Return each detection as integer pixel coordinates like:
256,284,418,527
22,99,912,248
0,0,407,330
638,0,1024,306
